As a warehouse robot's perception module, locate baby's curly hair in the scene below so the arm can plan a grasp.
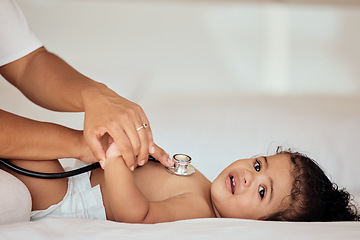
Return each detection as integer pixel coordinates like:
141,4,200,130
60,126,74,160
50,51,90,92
264,148,359,222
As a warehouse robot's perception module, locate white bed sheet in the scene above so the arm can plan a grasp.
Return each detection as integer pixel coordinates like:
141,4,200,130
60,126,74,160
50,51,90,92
1,218,359,240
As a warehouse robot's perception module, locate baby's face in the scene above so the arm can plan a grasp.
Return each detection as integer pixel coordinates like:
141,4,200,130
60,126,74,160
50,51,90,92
211,154,294,220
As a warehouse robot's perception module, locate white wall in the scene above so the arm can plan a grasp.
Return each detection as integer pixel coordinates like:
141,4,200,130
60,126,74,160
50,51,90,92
10,0,360,98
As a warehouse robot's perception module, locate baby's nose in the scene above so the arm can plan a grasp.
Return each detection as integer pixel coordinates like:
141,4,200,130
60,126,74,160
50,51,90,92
241,170,253,188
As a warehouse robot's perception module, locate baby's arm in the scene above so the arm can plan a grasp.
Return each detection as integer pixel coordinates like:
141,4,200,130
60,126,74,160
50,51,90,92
104,156,149,223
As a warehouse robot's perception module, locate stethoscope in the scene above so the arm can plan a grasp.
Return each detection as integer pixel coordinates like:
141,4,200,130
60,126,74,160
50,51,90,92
0,154,195,179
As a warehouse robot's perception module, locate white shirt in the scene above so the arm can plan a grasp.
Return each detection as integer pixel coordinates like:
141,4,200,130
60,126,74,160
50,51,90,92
0,0,43,66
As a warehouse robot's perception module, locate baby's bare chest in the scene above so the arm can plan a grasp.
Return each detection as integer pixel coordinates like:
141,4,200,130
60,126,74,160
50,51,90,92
133,162,210,202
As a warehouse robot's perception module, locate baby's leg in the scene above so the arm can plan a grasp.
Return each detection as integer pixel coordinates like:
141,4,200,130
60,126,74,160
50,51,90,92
0,169,32,224
0,159,68,211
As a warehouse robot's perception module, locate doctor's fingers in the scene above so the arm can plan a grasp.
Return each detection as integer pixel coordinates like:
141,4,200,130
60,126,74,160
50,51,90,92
135,125,150,166
136,112,157,166
135,107,156,155
86,130,107,162
109,120,152,170
110,131,137,170
151,144,173,167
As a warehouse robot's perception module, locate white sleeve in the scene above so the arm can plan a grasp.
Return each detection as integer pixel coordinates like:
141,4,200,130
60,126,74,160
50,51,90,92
0,0,43,67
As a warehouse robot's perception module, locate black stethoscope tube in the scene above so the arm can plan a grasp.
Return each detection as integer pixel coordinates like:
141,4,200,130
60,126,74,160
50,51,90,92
0,156,158,179
0,159,100,179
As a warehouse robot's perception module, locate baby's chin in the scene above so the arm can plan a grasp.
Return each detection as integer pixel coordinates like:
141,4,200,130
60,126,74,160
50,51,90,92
210,178,221,200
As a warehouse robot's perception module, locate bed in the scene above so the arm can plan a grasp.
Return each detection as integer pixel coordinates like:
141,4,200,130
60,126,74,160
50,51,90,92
0,217,359,240
0,0,359,239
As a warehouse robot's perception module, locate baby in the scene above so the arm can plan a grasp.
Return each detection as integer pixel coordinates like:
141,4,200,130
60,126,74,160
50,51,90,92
2,143,359,223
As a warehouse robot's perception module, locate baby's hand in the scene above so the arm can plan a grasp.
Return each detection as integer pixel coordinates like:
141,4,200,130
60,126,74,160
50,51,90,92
100,137,124,169
106,137,122,158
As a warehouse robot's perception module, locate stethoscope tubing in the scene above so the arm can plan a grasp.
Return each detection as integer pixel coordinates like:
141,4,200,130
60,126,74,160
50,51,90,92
0,158,101,179
0,156,158,179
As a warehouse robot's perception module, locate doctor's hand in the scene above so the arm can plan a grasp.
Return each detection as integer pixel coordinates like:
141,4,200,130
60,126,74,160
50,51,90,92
82,85,172,170
101,136,173,170
77,132,98,163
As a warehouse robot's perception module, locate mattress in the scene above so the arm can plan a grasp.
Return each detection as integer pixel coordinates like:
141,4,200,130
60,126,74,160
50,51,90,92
1,218,359,240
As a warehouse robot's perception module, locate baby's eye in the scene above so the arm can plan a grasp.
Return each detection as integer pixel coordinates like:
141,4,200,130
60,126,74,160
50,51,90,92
259,186,265,200
254,160,261,172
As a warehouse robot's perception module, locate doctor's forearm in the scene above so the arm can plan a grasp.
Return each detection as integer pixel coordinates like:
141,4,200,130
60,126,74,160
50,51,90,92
0,109,84,160
0,47,107,112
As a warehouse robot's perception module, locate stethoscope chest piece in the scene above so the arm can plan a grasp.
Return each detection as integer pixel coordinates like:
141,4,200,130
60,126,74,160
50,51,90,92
166,154,195,176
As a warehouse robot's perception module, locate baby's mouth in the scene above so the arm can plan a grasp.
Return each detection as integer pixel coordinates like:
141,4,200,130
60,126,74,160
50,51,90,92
230,175,235,194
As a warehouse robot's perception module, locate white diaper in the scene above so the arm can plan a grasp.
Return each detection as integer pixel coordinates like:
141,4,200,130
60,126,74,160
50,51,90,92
30,166,106,221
